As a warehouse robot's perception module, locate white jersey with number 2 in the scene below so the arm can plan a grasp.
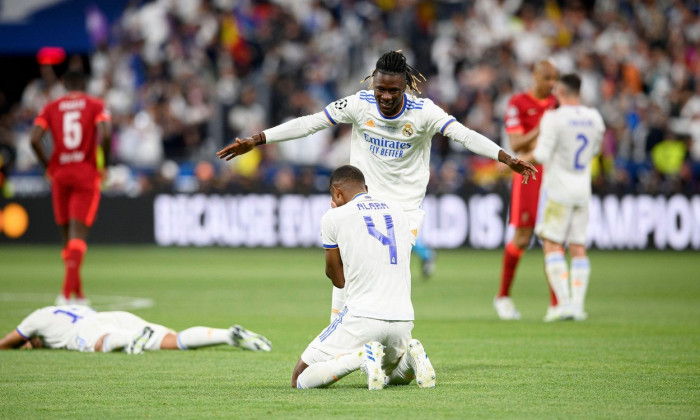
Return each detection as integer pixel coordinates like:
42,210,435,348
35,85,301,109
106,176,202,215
264,91,503,211
321,193,413,321
533,105,605,205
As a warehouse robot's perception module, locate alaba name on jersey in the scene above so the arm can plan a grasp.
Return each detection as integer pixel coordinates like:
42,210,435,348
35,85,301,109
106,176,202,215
321,193,414,321
322,91,456,211
16,305,97,350
533,105,605,205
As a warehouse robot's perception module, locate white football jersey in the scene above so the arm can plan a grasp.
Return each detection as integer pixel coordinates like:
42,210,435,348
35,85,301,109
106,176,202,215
533,105,605,205
16,305,97,350
321,193,414,321
264,90,502,211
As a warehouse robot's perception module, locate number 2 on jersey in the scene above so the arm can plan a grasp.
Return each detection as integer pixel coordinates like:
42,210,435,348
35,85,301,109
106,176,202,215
363,215,397,264
574,133,588,170
63,111,83,149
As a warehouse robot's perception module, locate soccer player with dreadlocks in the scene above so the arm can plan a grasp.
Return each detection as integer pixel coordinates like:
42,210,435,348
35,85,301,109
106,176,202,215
218,50,537,324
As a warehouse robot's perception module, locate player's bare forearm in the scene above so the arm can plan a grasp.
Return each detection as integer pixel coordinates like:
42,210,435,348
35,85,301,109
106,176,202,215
508,127,539,154
325,248,345,288
0,330,27,350
98,121,112,165
216,132,266,161
498,149,538,184
29,125,49,168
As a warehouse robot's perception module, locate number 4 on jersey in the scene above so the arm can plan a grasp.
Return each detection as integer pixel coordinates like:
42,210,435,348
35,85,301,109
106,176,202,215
363,214,397,264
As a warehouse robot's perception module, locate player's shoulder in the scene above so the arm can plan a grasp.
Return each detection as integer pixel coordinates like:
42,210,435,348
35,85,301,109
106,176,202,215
508,91,529,105
405,94,428,110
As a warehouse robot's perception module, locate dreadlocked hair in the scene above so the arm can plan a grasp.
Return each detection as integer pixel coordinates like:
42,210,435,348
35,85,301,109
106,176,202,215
361,50,426,95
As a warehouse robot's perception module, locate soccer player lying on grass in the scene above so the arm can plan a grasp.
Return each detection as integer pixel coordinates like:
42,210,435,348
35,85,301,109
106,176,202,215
0,305,271,354
291,165,436,390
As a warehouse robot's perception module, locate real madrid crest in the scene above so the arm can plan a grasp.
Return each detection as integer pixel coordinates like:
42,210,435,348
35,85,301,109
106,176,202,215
402,123,414,137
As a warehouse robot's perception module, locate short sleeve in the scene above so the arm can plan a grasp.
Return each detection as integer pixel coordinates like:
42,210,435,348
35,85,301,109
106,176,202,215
423,99,457,135
16,309,43,339
320,210,338,249
504,97,523,134
33,105,49,130
323,94,359,126
94,99,111,124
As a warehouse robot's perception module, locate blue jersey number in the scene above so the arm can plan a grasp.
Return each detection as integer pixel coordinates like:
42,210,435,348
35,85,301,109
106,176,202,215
574,134,589,170
363,214,397,264
53,309,83,323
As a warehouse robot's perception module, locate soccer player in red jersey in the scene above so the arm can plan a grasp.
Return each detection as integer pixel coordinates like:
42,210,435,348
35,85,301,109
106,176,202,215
494,59,558,320
30,70,112,305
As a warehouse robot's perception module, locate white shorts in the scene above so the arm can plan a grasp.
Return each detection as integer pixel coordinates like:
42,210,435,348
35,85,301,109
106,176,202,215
301,309,413,373
74,311,174,352
404,208,425,245
535,198,589,245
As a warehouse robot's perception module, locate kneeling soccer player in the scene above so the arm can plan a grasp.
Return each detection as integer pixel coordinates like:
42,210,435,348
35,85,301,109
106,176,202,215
291,165,435,390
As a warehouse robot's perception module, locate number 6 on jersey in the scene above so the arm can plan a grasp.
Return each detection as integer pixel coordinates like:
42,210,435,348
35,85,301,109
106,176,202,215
363,214,397,264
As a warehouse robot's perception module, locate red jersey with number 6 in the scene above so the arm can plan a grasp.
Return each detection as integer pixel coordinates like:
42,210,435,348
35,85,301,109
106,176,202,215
34,92,111,175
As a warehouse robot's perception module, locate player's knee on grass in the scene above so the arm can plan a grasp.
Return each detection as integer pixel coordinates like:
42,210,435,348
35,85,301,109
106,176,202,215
291,359,308,388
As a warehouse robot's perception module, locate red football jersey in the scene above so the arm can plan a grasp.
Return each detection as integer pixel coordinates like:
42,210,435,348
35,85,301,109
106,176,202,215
504,91,557,136
34,92,110,173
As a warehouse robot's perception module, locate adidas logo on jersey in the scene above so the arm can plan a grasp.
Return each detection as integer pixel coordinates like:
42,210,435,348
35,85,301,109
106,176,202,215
365,119,375,127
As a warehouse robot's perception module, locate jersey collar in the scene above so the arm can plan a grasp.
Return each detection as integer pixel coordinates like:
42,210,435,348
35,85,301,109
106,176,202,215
351,192,368,201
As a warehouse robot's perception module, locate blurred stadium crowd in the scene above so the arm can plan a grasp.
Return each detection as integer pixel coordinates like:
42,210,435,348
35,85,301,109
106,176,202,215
1,0,699,197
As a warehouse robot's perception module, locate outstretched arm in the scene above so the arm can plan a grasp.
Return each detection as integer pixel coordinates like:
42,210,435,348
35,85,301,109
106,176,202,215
217,111,334,160
217,132,267,161
0,330,28,350
497,149,538,184
445,121,537,184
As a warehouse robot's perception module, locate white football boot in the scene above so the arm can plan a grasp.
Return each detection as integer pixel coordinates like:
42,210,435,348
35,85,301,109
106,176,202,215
407,339,436,388
229,325,272,352
493,296,522,320
543,305,574,322
125,326,154,355
361,341,385,390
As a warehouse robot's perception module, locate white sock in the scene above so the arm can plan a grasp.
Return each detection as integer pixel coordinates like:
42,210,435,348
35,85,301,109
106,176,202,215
176,327,231,350
101,330,133,353
296,352,362,389
330,286,346,323
544,252,570,306
387,351,414,385
570,257,590,313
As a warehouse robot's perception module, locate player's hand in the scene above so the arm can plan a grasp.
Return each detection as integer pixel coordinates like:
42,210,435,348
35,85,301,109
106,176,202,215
508,157,538,184
217,137,256,161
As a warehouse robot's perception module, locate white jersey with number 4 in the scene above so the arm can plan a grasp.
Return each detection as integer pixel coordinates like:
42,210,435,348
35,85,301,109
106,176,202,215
321,193,414,321
533,105,605,205
16,305,97,350
264,90,503,211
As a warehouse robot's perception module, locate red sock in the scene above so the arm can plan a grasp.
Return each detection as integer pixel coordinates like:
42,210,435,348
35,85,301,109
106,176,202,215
61,249,71,299
549,285,558,307
65,239,87,299
498,242,524,297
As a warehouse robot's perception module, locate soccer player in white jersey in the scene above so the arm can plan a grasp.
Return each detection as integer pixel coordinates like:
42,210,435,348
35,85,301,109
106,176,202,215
290,165,435,390
528,73,605,321
0,305,272,353
218,50,538,322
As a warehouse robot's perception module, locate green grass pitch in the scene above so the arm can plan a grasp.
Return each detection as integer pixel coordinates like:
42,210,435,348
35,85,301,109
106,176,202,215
0,245,698,419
